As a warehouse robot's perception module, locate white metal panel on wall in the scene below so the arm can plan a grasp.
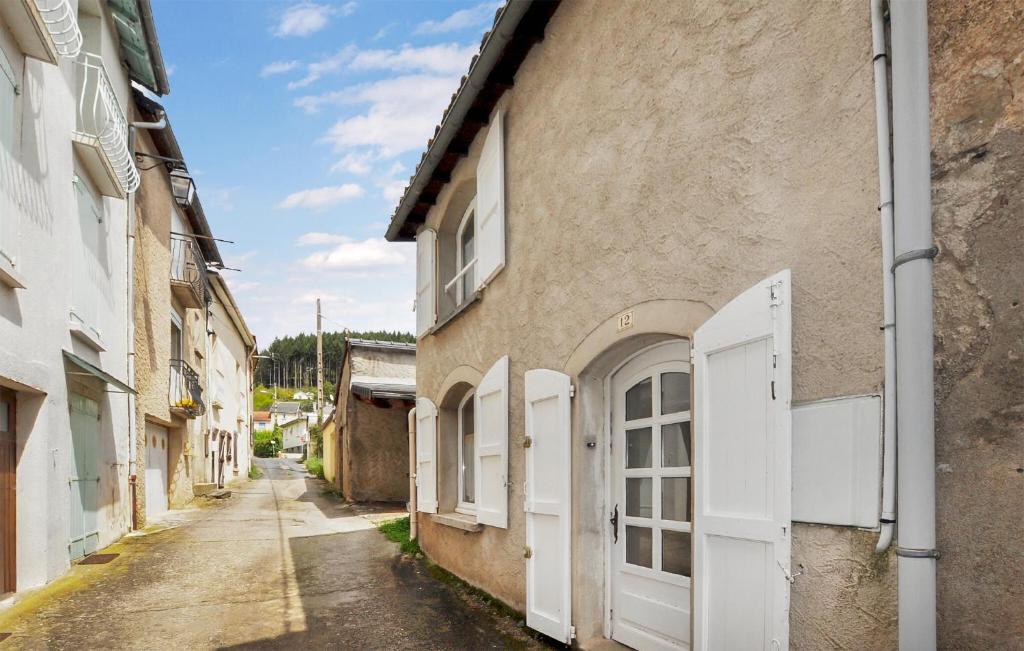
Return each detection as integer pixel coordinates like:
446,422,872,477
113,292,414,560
474,109,505,289
145,422,168,520
475,355,508,528
792,395,882,528
693,270,792,651
415,229,436,337
524,369,572,643
415,397,438,513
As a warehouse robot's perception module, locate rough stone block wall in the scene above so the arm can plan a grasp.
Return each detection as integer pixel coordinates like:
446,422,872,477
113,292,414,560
348,398,410,502
930,2,1024,648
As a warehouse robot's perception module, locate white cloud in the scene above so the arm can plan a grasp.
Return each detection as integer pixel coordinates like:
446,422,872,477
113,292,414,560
296,232,351,246
329,152,373,175
287,47,356,90
285,43,474,91
349,43,477,75
274,2,335,37
205,187,240,213
313,75,460,157
278,184,366,210
300,238,410,271
339,1,358,16
165,63,177,77
261,60,301,77
415,2,500,35
382,179,407,203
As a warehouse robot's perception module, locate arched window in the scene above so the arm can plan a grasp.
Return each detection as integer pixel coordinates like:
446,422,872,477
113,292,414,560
455,201,476,306
456,390,476,513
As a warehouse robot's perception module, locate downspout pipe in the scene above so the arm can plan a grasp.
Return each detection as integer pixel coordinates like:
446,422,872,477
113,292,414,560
408,407,417,540
870,0,897,554
891,1,938,648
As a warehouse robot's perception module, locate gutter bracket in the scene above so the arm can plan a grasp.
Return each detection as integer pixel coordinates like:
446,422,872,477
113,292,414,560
891,246,938,272
896,547,940,559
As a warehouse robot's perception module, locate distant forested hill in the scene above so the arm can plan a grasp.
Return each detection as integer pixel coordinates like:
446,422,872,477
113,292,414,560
255,330,415,389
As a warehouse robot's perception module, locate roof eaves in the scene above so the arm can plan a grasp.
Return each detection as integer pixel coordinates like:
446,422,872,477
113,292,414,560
384,0,560,242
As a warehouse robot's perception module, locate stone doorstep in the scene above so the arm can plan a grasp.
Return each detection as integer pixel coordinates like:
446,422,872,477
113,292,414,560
206,489,232,499
193,482,216,496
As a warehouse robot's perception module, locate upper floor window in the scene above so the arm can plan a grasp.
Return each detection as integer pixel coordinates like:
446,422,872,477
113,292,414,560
455,201,476,306
415,109,506,338
0,46,16,152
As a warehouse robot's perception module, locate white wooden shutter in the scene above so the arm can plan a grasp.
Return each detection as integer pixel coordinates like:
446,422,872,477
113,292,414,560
474,355,508,528
474,109,505,289
693,270,792,651
415,397,438,513
524,369,572,643
415,229,436,337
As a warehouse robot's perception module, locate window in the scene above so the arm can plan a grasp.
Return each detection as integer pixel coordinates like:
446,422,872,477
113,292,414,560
0,46,16,153
71,172,106,343
457,391,475,513
455,201,476,306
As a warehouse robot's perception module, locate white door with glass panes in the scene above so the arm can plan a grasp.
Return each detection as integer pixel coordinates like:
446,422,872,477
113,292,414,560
610,341,692,650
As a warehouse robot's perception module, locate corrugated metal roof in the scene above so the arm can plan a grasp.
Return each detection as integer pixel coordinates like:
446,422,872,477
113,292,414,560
351,381,416,401
270,401,301,414
347,338,416,353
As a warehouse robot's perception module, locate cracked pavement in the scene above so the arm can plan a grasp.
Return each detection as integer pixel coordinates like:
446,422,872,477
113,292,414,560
0,458,532,650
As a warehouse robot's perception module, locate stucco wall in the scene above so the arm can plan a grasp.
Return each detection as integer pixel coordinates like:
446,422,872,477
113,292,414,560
345,398,411,502
413,0,897,646
929,2,1024,648
350,347,416,381
208,277,253,483
131,129,210,519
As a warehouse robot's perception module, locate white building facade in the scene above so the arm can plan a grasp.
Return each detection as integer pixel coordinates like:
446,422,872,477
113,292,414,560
0,0,169,596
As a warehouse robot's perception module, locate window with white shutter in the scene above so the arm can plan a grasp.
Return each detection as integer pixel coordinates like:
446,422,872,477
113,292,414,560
524,369,572,643
474,355,508,528
474,109,505,290
415,229,436,337
415,397,438,513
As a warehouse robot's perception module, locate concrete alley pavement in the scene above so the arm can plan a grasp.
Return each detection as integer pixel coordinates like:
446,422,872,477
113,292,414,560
0,458,540,650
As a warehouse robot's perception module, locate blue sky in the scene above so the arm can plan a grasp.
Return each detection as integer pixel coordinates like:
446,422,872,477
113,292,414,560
151,0,496,345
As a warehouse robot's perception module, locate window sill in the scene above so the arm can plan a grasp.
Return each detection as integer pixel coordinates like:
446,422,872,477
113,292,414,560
69,321,107,352
430,511,482,533
429,291,481,336
0,255,25,289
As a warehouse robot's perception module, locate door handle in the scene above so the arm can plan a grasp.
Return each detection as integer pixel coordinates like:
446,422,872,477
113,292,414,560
610,504,619,544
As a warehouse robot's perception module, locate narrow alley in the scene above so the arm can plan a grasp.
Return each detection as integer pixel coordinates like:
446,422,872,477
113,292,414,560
0,459,538,650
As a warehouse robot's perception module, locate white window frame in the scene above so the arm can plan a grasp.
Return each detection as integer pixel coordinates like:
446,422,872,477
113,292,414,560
456,390,477,515
446,199,478,304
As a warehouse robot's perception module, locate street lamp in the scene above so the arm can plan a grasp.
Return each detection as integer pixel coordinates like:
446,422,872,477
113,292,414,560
169,166,196,206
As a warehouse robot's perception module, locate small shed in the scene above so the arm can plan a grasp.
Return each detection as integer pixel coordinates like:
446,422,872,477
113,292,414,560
330,339,415,502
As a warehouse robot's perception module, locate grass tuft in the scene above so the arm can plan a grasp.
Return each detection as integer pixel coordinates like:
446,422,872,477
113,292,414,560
248,465,263,480
376,516,422,556
305,456,325,479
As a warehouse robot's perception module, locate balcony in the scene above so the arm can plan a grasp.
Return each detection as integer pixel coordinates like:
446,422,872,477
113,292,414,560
0,0,82,64
170,234,208,309
73,53,139,198
169,359,205,418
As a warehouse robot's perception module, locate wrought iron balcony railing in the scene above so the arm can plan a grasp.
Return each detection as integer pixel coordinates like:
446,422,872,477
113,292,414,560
169,233,208,309
35,0,82,58
74,53,139,196
169,358,205,418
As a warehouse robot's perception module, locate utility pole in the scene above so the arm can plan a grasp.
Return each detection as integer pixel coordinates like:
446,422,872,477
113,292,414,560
316,298,324,432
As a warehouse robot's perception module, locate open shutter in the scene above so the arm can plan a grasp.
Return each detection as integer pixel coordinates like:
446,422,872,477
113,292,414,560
415,229,436,337
692,270,792,651
474,355,508,528
524,369,572,643
415,397,438,513
474,109,505,289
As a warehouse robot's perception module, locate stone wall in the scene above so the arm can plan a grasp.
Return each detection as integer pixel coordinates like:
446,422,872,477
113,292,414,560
929,1,1024,648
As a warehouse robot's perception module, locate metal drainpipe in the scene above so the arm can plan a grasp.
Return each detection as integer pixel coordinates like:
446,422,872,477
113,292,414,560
870,0,897,554
408,407,417,540
891,1,938,648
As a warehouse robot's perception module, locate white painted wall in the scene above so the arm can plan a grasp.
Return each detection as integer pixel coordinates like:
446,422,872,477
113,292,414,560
0,5,134,592
207,276,253,481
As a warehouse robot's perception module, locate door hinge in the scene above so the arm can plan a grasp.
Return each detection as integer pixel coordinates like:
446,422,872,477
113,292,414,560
523,436,533,448
569,384,575,398
569,625,576,641
769,280,784,306
523,545,533,559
